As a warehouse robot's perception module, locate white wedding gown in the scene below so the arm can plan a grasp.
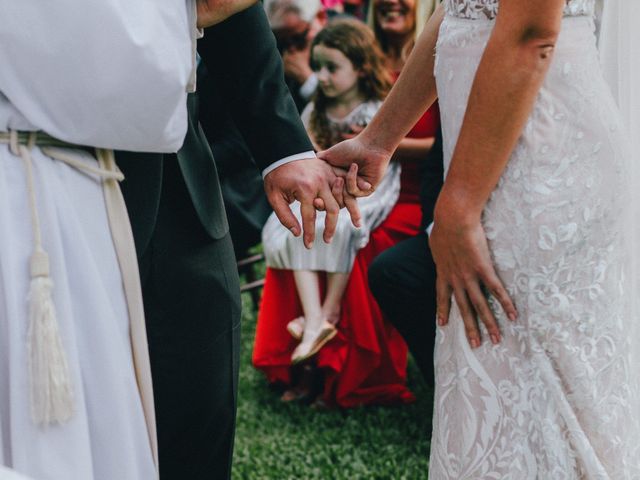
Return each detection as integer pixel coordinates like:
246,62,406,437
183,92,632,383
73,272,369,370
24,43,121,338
430,1,640,478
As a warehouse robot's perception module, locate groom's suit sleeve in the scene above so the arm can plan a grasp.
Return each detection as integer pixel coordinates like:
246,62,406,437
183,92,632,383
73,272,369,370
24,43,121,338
197,3,314,174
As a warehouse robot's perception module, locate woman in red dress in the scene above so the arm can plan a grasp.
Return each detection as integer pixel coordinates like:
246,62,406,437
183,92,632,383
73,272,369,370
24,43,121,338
253,0,440,407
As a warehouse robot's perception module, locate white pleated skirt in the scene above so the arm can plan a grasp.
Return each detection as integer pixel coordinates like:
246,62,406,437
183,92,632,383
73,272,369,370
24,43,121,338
263,162,401,273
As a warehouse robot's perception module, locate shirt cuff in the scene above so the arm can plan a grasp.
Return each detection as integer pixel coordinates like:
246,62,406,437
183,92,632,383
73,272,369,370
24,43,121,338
187,0,204,93
426,222,434,237
299,74,319,101
262,151,317,178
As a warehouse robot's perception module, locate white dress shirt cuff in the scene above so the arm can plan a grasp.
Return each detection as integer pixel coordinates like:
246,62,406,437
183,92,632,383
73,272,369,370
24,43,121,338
262,151,317,178
426,221,434,237
299,74,319,101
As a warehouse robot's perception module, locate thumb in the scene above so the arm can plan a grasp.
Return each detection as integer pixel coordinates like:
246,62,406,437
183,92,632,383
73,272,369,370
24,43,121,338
316,148,329,160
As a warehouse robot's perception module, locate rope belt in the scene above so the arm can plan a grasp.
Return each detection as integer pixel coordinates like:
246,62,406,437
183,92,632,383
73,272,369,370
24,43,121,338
0,131,124,181
0,130,158,467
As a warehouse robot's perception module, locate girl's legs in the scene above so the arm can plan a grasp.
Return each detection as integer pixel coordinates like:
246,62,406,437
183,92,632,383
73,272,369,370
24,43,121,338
282,270,324,400
290,271,350,331
293,270,323,332
294,270,348,333
321,272,350,325
284,271,351,400
291,270,350,363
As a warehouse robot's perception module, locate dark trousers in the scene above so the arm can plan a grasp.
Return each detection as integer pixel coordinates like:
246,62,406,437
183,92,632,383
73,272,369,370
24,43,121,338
368,233,437,384
138,158,241,480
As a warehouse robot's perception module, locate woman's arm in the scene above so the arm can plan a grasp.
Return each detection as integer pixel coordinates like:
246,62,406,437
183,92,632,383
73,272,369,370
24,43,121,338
430,0,566,347
392,136,436,163
360,3,444,156
319,3,445,189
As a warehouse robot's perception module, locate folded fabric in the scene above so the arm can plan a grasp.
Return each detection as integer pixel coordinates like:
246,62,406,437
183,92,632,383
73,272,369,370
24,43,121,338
0,1,197,152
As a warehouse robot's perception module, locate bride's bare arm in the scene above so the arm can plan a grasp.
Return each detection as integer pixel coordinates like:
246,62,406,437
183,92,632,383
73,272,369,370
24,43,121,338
431,0,566,347
359,4,444,156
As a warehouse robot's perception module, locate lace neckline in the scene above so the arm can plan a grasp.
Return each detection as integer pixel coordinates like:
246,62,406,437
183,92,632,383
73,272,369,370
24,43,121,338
444,0,595,20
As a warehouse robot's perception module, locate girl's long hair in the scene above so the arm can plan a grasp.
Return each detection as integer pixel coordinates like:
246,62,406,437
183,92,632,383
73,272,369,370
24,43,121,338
310,19,392,150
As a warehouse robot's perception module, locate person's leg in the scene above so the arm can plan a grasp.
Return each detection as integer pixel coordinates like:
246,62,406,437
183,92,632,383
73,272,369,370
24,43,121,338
293,270,323,327
141,157,241,480
368,233,437,383
321,272,350,326
292,270,337,363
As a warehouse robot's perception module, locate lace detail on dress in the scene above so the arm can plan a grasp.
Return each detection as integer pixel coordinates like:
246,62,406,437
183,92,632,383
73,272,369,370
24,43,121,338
430,14,640,479
444,0,595,20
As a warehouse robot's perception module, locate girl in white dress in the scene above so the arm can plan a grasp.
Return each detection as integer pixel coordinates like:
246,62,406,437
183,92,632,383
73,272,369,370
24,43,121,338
262,20,401,364
321,0,640,477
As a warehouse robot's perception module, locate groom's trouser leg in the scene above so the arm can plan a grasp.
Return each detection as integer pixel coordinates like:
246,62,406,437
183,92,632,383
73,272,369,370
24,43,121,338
368,233,437,384
139,158,241,480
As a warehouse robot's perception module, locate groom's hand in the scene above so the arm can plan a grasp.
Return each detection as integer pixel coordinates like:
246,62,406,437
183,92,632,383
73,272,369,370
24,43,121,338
196,0,258,28
264,158,361,249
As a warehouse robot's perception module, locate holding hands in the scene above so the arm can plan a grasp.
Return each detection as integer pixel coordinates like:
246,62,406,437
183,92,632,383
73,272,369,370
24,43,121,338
264,124,395,250
319,135,391,198
264,158,363,249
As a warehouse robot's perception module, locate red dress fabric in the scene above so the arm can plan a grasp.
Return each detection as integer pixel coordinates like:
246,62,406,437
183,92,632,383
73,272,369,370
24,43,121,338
253,103,440,408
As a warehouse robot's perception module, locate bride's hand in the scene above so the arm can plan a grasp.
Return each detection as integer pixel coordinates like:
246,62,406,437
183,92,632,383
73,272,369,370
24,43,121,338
429,204,517,348
318,136,391,198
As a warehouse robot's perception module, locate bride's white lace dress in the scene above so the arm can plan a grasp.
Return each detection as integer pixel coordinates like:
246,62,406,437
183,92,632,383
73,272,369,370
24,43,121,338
430,1,640,478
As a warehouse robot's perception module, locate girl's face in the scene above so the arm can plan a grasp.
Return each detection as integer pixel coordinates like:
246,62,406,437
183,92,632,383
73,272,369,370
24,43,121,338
312,45,360,100
374,0,416,37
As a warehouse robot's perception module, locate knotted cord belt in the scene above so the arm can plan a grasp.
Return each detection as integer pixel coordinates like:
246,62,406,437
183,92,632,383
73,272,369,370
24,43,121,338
0,131,158,469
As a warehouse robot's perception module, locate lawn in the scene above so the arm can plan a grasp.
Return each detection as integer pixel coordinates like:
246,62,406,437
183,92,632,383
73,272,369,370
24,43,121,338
232,289,434,479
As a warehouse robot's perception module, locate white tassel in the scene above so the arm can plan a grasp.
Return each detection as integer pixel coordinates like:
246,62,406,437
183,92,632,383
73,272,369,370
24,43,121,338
27,249,74,426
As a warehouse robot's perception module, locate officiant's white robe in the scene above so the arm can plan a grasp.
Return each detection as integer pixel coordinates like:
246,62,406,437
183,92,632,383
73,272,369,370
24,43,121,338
0,2,199,478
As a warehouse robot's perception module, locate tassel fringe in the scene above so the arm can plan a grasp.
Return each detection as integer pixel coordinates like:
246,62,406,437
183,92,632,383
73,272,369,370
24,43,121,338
27,250,74,426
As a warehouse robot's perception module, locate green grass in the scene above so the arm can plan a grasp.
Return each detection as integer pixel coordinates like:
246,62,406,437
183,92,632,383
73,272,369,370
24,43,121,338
232,290,433,480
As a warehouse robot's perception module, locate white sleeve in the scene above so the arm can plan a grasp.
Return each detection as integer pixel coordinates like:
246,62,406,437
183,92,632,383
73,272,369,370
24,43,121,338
298,74,319,101
426,222,434,237
187,0,205,94
299,102,315,130
261,151,317,178
0,0,195,152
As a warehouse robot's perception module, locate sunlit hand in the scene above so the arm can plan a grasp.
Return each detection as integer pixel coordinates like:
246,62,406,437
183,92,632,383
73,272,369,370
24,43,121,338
318,135,390,197
196,0,257,28
429,203,518,349
264,158,362,248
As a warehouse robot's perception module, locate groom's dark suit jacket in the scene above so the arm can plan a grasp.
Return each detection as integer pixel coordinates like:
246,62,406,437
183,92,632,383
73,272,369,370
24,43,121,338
116,5,312,479
197,63,273,257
